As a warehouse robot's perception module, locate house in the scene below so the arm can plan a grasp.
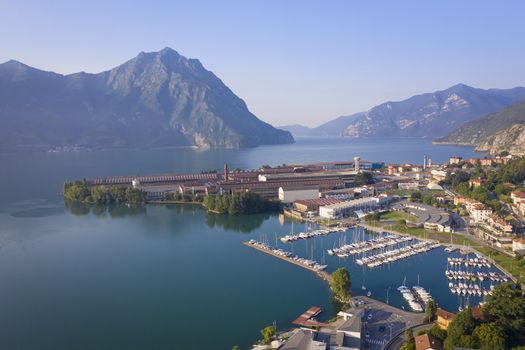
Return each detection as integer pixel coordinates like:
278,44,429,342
449,156,462,165
494,155,513,165
469,178,484,188
480,158,494,167
414,333,443,350
436,308,455,330
467,203,492,223
336,306,363,346
510,191,525,205
486,215,514,235
280,328,326,350
513,237,525,254
398,181,419,190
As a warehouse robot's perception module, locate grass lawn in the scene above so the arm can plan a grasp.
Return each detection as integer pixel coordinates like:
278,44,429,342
379,210,418,223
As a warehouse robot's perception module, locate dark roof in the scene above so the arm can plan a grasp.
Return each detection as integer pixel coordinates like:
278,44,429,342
281,329,315,350
338,315,362,333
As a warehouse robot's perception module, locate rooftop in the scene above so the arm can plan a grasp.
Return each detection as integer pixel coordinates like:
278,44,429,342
415,334,443,350
436,308,455,320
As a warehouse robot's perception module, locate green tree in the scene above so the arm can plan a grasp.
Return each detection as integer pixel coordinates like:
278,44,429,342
473,323,505,350
331,267,351,301
231,346,241,350
483,283,525,347
411,191,422,201
425,299,437,322
400,328,415,350
428,324,447,341
355,171,374,186
444,307,475,350
260,325,275,344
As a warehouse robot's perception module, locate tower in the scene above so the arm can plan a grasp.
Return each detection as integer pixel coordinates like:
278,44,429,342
423,155,427,170
354,156,361,172
224,163,229,181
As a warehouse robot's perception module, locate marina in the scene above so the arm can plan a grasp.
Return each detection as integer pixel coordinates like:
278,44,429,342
396,275,434,312
327,234,413,257
244,240,329,278
447,256,492,268
246,223,512,314
279,226,347,243
356,241,440,268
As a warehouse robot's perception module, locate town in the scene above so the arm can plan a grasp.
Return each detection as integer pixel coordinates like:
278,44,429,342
70,152,525,350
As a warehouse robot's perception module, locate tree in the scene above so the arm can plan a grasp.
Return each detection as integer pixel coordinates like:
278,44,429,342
425,299,437,322
411,191,422,201
260,325,275,344
231,346,241,350
355,171,374,186
331,267,351,301
428,324,447,341
444,307,475,350
483,283,525,347
473,323,505,350
400,329,415,350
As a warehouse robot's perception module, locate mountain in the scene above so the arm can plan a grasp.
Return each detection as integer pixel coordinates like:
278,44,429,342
0,48,293,151
277,124,313,137
437,99,525,155
279,112,366,138
339,84,525,138
280,84,525,139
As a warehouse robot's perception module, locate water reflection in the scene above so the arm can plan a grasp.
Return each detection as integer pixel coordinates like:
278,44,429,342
65,201,146,217
205,211,271,233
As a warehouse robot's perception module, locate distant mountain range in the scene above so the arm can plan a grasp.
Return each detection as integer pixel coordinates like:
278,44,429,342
0,47,293,151
437,99,525,156
280,84,525,139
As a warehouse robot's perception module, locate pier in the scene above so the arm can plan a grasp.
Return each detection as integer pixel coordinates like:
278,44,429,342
292,306,327,327
243,241,332,283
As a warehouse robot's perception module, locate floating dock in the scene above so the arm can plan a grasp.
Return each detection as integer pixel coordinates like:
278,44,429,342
243,241,332,283
292,306,326,327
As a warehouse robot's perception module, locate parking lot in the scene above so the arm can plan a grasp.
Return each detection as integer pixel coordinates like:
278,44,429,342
353,296,425,350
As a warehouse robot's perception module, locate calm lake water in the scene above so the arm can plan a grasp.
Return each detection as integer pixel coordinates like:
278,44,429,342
0,138,488,349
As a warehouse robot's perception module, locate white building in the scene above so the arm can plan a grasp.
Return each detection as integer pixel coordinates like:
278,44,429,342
398,182,419,190
319,197,379,219
468,203,493,223
278,185,319,204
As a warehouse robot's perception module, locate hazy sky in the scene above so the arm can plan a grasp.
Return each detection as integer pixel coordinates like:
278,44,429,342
1,1,525,127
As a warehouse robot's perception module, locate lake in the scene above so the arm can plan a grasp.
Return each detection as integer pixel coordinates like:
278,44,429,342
0,138,487,349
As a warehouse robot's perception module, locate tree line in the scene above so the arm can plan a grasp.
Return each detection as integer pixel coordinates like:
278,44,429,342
202,192,281,215
64,180,146,204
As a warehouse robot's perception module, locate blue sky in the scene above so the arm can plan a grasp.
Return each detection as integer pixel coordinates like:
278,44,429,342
1,0,524,127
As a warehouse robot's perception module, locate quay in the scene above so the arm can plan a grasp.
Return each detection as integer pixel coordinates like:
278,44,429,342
292,306,327,327
243,242,332,283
